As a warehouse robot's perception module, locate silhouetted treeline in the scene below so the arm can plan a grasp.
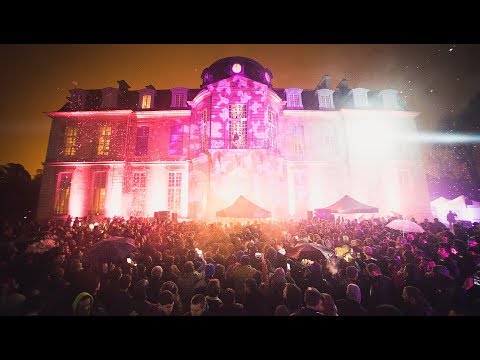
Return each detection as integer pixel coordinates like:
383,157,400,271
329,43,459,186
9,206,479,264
0,163,42,222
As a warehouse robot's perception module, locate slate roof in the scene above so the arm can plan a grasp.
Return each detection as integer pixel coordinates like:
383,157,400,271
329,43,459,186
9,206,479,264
55,57,406,112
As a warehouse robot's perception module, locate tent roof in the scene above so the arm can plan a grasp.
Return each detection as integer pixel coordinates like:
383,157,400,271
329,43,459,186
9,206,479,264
322,195,379,214
216,195,271,218
431,196,449,205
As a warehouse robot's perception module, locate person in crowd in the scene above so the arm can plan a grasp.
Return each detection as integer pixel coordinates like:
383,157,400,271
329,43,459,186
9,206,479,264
185,293,208,316
231,255,257,301
157,290,175,316
336,283,368,316
132,279,163,316
106,274,133,316
291,287,324,316
72,292,93,316
283,283,303,315
160,281,183,316
447,210,457,231
204,278,222,314
274,304,290,316
401,286,433,316
147,265,164,302
365,263,395,311
218,288,246,316
244,278,266,316
319,293,338,316
178,261,203,310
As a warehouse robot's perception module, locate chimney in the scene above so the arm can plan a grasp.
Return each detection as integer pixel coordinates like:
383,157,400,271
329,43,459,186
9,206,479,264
146,84,156,90
117,80,131,91
336,79,349,93
317,75,332,89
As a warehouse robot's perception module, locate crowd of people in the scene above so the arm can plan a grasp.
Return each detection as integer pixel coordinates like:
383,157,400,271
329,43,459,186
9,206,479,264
1,214,479,316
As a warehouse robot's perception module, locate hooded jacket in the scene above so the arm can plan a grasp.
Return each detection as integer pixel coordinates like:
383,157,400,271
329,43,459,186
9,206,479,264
72,292,94,316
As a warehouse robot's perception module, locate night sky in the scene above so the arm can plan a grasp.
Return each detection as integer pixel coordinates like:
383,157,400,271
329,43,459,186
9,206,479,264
1,44,479,176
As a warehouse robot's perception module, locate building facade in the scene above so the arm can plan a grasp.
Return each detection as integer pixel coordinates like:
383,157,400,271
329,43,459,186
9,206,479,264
37,56,432,221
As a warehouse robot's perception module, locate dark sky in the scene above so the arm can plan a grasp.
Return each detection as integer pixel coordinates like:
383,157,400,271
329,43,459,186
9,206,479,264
1,44,479,175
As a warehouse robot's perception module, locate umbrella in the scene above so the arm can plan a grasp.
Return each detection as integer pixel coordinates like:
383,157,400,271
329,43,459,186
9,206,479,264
82,236,137,265
386,219,425,236
286,243,335,261
25,238,58,254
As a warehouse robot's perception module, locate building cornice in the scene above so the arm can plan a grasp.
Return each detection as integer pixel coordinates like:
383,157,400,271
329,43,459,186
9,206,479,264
46,110,134,118
135,110,191,118
283,109,419,117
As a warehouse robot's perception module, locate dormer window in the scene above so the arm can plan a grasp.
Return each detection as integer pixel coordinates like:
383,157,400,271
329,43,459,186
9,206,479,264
316,89,335,110
285,88,304,109
379,89,399,109
101,88,118,109
139,87,156,110
141,95,151,109
351,88,369,108
170,88,188,108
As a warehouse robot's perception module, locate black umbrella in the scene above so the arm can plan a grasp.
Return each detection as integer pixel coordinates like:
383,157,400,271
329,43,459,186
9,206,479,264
286,242,334,262
82,236,137,265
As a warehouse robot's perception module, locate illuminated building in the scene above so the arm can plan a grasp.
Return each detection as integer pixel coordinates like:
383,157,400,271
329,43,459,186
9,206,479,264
37,56,432,221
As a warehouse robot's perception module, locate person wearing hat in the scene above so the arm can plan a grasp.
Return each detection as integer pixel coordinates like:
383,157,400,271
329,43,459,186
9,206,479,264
193,263,216,295
72,292,94,316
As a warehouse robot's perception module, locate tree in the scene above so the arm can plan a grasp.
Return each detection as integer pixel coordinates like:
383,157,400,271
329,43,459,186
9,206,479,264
0,163,42,222
427,93,480,200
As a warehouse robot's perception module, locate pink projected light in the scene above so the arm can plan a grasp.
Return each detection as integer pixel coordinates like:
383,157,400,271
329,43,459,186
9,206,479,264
68,169,87,218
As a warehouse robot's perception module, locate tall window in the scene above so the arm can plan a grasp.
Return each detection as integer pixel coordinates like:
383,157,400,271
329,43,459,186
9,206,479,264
135,126,149,156
97,125,112,156
131,172,146,216
294,172,305,187
168,172,182,214
141,94,152,109
229,120,247,149
266,108,277,149
174,93,185,107
229,104,247,119
288,93,300,108
91,172,107,214
292,125,305,156
64,126,77,156
169,125,184,155
229,104,247,149
54,173,72,215
199,109,209,151
399,170,409,185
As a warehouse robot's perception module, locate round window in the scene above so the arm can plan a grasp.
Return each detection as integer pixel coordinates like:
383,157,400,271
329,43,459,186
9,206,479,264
232,63,242,73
